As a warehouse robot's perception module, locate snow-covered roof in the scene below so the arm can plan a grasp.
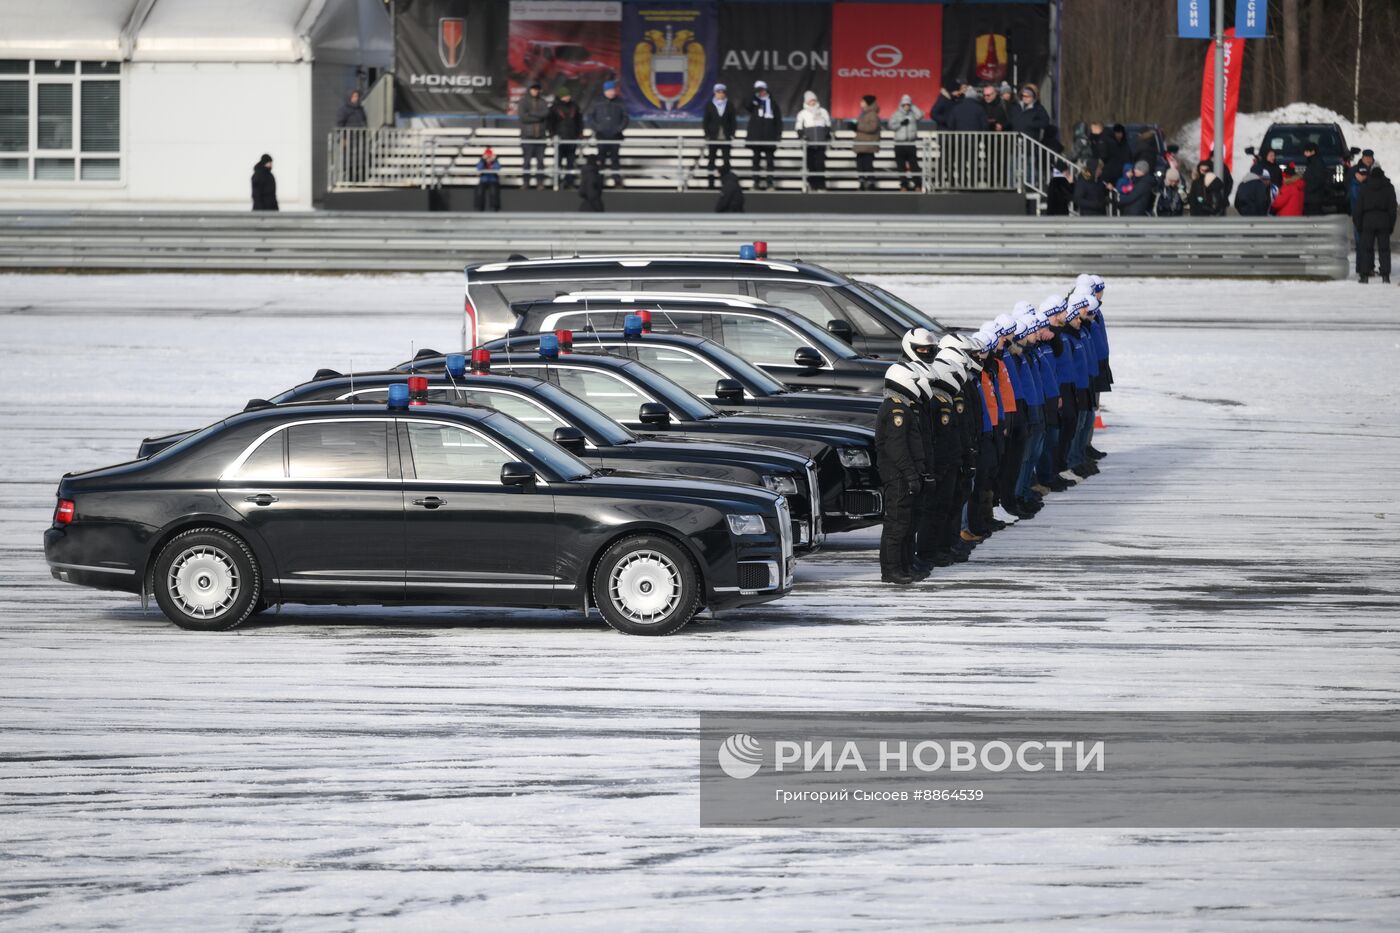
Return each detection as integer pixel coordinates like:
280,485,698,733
0,0,390,65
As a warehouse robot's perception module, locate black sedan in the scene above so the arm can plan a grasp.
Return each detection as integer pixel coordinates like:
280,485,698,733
46,397,793,636
400,347,884,531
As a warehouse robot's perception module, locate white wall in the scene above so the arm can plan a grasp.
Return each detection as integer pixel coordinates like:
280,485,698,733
0,61,312,210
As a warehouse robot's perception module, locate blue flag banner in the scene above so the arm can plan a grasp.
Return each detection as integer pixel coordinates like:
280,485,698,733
621,2,719,120
1235,0,1266,38
1178,0,1210,38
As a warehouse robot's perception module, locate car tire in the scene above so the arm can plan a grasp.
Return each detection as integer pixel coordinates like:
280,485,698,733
151,528,262,632
592,534,699,636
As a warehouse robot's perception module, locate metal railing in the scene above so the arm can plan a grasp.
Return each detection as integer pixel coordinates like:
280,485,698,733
0,211,1352,278
328,128,1076,203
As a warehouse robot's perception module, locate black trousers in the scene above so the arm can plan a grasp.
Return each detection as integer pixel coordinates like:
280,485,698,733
596,142,622,186
473,184,500,212
996,410,1027,507
894,144,919,190
806,145,827,190
557,143,578,187
880,479,918,575
969,432,999,535
706,142,731,185
1055,384,1078,471
855,152,876,189
751,145,776,188
915,464,960,558
520,142,546,187
1357,227,1392,277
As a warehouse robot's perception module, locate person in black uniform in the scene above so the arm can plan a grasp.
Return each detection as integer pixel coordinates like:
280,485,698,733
939,334,985,552
914,354,969,569
875,364,928,584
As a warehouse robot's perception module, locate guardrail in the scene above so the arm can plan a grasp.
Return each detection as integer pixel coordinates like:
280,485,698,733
0,211,1351,278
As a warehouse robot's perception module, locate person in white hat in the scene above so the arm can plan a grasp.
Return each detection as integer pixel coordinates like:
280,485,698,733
746,80,782,189
702,83,736,187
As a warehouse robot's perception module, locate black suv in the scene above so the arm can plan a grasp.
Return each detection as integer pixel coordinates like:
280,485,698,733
1255,122,1355,212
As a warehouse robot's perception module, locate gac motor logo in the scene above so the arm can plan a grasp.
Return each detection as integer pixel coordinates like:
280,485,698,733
408,16,493,92
438,17,465,69
837,43,929,79
866,44,902,68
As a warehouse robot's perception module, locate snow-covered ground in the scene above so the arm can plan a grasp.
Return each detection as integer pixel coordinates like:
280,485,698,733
1174,101,1400,174
2,273,1399,930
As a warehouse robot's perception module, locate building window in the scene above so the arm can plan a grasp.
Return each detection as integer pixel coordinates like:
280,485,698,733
0,60,121,183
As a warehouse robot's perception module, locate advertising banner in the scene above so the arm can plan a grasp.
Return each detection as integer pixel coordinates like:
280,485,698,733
1199,27,1244,167
396,0,509,116
1178,0,1211,38
507,1,621,111
830,2,941,120
940,3,1051,93
1234,0,1266,38
717,2,832,118
621,2,719,120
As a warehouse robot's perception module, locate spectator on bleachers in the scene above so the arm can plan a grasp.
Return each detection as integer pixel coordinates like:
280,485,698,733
715,168,745,213
853,95,882,190
1072,158,1109,215
547,88,582,189
888,95,923,191
516,82,550,189
980,83,1009,131
947,80,986,132
793,91,832,190
930,82,955,129
579,155,605,212
586,81,628,188
702,83,736,188
745,80,782,190
474,148,501,212
1009,85,1050,145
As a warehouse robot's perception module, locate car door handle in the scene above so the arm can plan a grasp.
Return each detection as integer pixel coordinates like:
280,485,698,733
243,494,278,506
412,496,446,509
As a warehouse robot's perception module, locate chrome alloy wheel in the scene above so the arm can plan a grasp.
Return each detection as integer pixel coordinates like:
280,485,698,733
607,550,681,625
167,545,240,619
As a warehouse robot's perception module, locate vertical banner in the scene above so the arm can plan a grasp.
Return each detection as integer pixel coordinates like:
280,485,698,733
1234,0,1267,38
622,2,719,120
830,2,942,120
507,1,621,111
940,4,1051,92
396,0,509,116
717,3,832,118
1178,0,1211,38
1199,28,1244,166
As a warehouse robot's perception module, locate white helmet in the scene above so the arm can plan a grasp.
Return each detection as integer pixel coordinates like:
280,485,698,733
901,327,938,365
929,356,964,389
1075,273,1095,293
884,361,922,399
1013,300,1036,318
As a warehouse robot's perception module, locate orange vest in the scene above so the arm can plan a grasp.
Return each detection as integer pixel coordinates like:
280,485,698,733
980,371,999,427
996,358,1018,413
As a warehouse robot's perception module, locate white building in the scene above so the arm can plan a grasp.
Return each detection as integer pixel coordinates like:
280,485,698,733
0,0,390,210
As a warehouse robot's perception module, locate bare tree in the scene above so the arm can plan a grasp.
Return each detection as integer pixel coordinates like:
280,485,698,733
1283,0,1302,103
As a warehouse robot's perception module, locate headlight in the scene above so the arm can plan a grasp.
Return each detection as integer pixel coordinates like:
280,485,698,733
727,514,766,536
838,447,871,468
762,474,799,495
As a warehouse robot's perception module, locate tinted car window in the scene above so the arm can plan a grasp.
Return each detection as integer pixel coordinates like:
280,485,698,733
1265,127,1344,156
406,422,507,482
633,278,746,294
825,287,890,337
236,433,286,479
458,389,567,433
554,368,653,421
752,283,835,325
635,310,710,338
288,422,390,480
629,345,726,397
499,280,631,304
719,315,810,367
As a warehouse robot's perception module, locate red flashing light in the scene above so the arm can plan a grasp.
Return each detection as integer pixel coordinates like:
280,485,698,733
555,329,574,352
637,310,653,333
753,240,768,259
471,348,491,374
407,375,429,406
54,499,75,525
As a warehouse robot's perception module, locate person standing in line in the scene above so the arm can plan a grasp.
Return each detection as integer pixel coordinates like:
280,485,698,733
853,95,881,190
745,80,782,189
516,82,550,189
888,95,923,191
875,363,929,585
547,87,583,189
474,147,501,212
793,91,832,190
702,83,737,188
1353,165,1396,283
586,80,629,188
251,154,278,211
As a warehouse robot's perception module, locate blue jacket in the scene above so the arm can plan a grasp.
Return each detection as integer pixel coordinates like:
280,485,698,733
1067,330,1092,389
1091,311,1111,360
1001,350,1025,402
1052,335,1078,387
1014,351,1043,406
1034,345,1060,398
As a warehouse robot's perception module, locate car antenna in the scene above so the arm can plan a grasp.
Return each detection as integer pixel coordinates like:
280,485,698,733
349,358,354,399
409,340,415,373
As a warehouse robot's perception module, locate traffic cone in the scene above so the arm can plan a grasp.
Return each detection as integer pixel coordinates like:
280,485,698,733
1094,414,1106,429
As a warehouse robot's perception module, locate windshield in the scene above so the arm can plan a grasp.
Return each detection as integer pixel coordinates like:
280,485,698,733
620,360,720,420
849,281,947,333
529,381,638,445
1265,127,1344,157
482,411,593,481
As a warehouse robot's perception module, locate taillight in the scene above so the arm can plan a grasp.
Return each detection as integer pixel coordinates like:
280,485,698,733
54,499,75,525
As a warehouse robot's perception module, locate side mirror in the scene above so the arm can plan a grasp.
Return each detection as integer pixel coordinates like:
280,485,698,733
1244,146,1256,156
793,346,823,370
826,319,855,344
638,402,671,427
500,461,537,486
715,379,744,403
552,426,587,453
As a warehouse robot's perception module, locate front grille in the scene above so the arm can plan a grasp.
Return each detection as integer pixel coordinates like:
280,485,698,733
842,489,883,517
737,562,773,590
805,462,824,543
777,497,793,563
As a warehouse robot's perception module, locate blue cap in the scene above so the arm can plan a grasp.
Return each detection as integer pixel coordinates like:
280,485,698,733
445,353,467,377
539,333,559,358
623,313,644,337
739,244,757,260
603,80,617,92
386,383,410,409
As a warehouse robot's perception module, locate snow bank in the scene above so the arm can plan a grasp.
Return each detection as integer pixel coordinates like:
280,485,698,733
1172,101,1400,175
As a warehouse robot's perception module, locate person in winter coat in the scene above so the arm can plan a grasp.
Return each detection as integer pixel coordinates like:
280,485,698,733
1189,159,1227,216
1270,163,1305,216
474,148,501,212
1233,169,1273,216
334,90,368,182
1008,85,1050,144
578,154,604,212
1072,158,1110,215
1301,142,1327,215
715,168,745,213
745,80,782,189
546,88,583,188
516,82,550,189
1156,165,1185,216
946,81,986,132
853,95,881,190
585,81,629,187
702,83,737,188
887,95,923,191
251,154,278,211
1046,165,1074,215
1118,160,1156,216
1131,128,1160,169
793,90,832,190
1352,166,1396,282
1100,124,1133,184
1257,147,1283,188
335,89,367,128
930,83,956,129
980,84,1010,131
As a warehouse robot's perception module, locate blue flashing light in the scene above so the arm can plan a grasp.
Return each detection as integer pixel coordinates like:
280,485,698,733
445,353,467,377
622,314,643,337
539,333,560,358
387,383,410,409
739,244,756,260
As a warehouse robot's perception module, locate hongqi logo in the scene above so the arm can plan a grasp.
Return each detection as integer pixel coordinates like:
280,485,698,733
718,733,764,779
438,17,465,69
866,44,903,68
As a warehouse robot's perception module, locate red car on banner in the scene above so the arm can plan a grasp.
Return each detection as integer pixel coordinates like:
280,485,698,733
830,2,941,119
